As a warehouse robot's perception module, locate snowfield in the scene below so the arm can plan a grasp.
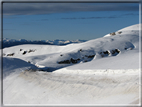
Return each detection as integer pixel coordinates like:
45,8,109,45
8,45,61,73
1,38,86,49
2,24,141,106
3,69,140,105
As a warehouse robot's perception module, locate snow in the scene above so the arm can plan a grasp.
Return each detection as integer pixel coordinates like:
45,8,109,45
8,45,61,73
3,23,140,71
57,50,140,71
1,38,87,49
3,57,38,78
2,24,141,105
3,70,140,105
104,23,140,37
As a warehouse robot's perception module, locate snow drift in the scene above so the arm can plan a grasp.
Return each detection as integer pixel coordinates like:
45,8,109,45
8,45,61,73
3,24,141,72
3,57,38,78
2,23,141,105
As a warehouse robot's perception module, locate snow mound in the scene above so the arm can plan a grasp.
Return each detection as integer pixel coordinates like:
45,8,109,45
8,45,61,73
3,57,38,78
118,24,140,31
3,24,141,105
2,23,141,71
104,24,140,37
54,68,140,75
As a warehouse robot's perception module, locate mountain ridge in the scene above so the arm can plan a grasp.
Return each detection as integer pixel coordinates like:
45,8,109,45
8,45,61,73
3,24,141,72
1,38,87,49
3,24,141,105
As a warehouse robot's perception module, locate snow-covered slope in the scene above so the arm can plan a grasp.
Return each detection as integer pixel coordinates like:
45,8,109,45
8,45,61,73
2,24,141,105
104,24,140,37
3,57,38,78
3,24,141,72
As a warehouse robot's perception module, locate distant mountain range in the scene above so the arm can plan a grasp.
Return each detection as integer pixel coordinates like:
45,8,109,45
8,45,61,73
1,38,87,49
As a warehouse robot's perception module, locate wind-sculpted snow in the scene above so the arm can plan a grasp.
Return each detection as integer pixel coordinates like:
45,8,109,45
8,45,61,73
3,24,140,72
3,24,141,105
3,69,140,105
3,57,38,78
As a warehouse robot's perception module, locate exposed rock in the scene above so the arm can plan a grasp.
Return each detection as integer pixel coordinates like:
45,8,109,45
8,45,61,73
58,60,70,64
58,58,80,64
110,49,120,56
87,55,95,58
70,58,78,64
7,53,14,56
28,49,35,53
79,49,82,52
118,31,122,34
99,50,110,57
23,51,27,55
110,32,116,36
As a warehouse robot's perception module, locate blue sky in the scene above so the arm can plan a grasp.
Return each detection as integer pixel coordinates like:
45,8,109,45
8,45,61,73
3,3,139,41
